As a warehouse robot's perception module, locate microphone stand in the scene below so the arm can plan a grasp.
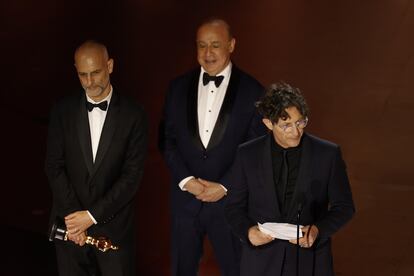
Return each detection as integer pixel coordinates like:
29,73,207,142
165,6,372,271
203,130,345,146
296,203,303,276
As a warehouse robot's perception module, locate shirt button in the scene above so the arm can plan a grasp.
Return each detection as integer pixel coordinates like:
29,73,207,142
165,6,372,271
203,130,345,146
206,130,209,132
203,154,208,159
208,110,211,112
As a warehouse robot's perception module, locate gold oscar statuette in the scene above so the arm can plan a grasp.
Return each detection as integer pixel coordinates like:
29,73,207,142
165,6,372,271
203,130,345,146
48,217,119,252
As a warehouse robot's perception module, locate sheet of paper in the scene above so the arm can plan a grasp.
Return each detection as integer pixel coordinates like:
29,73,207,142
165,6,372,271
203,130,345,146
258,222,303,240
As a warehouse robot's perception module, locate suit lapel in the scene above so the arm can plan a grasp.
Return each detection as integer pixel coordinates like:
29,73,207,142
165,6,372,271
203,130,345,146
90,91,120,179
287,134,313,219
261,134,282,218
206,66,240,151
187,68,205,151
77,94,94,175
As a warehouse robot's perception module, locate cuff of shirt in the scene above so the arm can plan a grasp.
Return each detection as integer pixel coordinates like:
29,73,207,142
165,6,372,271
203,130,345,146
220,184,228,194
87,210,97,224
178,176,195,191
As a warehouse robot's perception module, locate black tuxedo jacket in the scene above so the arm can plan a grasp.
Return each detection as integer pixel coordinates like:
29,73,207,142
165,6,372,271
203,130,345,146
225,133,355,276
46,90,148,245
160,65,265,217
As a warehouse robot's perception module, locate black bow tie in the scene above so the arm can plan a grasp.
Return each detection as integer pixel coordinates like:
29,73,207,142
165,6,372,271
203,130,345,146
203,72,224,87
86,101,108,112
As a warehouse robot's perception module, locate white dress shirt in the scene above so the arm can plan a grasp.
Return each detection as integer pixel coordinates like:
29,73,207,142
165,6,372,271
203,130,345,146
85,87,113,223
87,89,113,162
179,63,232,191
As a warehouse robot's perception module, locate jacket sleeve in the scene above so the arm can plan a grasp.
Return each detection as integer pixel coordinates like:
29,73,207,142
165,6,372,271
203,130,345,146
159,83,192,183
225,148,257,244
314,147,355,239
45,103,82,217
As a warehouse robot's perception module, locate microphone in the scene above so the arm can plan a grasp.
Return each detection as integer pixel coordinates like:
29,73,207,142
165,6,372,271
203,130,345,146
297,193,305,216
296,193,306,276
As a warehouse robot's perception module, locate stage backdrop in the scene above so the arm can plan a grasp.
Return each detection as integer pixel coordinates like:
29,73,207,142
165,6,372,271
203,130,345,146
1,0,413,275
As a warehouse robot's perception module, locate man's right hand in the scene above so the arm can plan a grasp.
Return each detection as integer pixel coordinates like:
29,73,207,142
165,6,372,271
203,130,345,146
183,178,205,196
248,226,274,246
67,231,87,246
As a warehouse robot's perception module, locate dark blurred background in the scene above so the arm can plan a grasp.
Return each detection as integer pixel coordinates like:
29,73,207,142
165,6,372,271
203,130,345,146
1,0,413,275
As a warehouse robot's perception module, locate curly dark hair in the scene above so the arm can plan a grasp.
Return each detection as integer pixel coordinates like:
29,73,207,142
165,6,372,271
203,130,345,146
256,82,309,123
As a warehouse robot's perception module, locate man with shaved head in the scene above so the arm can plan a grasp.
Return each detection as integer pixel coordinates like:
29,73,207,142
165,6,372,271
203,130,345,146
46,40,148,275
74,41,113,101
160,18,265,275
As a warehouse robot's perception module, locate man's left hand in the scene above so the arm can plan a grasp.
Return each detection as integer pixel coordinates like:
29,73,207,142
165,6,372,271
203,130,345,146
65,211,94,235
196,178,226,202
289,225,319,248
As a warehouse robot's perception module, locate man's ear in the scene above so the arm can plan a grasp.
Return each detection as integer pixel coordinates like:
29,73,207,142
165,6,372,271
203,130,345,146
107,59,114,74
262,118,273,131
229,38,236,53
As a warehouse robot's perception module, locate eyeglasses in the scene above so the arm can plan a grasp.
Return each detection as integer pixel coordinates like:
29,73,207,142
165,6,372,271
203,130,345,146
277,117,308,133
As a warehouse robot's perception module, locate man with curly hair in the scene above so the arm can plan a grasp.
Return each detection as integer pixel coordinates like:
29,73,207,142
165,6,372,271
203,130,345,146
225,82,355,276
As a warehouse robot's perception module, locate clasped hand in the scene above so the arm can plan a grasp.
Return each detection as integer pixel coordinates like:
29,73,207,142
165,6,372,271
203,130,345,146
65,210,94,246
184,178,226,202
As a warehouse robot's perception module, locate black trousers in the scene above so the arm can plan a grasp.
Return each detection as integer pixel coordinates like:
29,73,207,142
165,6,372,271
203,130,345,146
171,202,241,276
54,239,135,276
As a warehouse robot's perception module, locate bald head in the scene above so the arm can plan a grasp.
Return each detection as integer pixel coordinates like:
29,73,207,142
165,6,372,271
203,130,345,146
74,40,109,63
74,40,114,102
198,18,233,40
